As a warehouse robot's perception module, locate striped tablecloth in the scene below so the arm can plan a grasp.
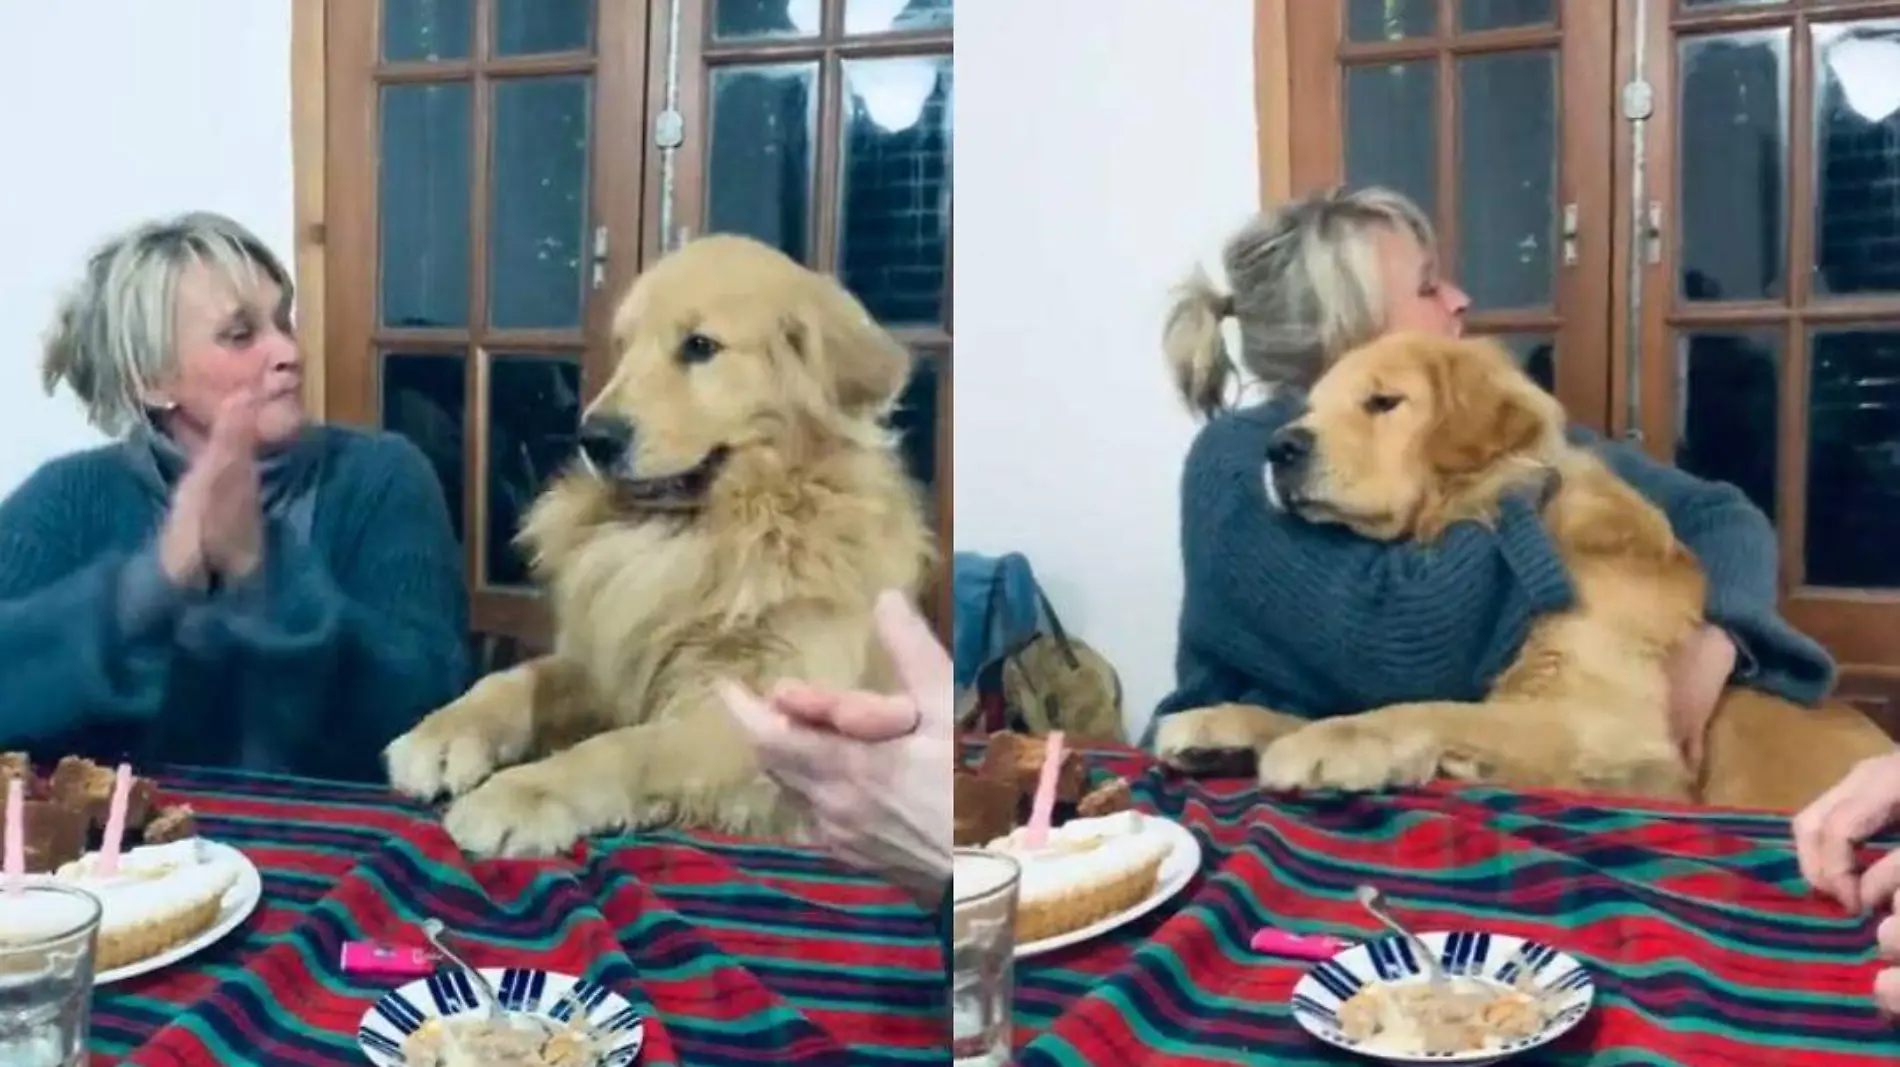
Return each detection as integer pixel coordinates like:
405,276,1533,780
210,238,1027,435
1006,743,1900,1066
90,766,943,1066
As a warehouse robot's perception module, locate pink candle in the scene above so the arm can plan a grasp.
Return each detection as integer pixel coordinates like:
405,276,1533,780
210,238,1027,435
1023,731,1065,849
4,778,22,894
96,763,134,877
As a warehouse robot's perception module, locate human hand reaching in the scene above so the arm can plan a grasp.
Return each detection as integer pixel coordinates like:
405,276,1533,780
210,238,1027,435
1793,751,1900,912
718,591,952,908
1664,624,1736,771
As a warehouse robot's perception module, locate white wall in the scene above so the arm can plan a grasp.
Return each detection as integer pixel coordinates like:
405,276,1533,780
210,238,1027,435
955,1,1261,741
0,0,294,495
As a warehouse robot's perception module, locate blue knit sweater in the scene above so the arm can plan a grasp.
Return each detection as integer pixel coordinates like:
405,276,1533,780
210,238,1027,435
1154,395,1835,731
0,426,469,780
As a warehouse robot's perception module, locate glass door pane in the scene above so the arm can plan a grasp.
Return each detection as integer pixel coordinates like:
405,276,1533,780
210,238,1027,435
1289,0,1613,428
1640,5,1900,691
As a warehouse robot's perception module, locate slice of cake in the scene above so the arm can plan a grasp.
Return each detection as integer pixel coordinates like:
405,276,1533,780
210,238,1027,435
1,799,87,873
978,732,1088,803
49,756,155,834
142,804,198,845
1076,776,1134,818
55,839,239,971
987,811,1172,943
954,768,1019,847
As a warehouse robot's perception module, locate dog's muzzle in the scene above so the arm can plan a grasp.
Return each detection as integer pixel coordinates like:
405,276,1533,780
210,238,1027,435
1264,424,1315,511
576,413,731,510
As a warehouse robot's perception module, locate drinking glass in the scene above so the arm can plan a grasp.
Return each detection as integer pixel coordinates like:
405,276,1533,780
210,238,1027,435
0,883,102,1067
950,849,1020,1067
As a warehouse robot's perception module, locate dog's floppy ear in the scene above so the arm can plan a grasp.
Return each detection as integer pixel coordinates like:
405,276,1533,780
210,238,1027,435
783,278,912,417
1421,338,1551,476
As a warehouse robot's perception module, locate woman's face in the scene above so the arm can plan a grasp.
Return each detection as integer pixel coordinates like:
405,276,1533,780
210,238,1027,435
152,260,305,453
1374,225,1470,339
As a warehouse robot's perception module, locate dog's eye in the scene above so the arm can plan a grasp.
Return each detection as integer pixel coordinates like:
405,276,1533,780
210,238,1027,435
678,332,723,365
1363,393,1404,415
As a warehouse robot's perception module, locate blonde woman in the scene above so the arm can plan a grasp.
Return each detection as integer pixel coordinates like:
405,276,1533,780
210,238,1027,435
0,212,468,779
1154,186,1830,766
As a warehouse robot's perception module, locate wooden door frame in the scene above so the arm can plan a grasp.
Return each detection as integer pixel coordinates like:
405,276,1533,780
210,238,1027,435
1256,0,1616,435
292,0,329,420
1628,0,1900,695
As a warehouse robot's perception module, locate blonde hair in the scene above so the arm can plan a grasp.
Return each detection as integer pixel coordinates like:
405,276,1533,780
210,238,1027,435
1163,186,1436,419
41,212,292,436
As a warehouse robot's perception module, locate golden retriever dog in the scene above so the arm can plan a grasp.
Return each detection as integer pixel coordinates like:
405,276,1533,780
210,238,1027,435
1155,333,1891,811
383,234,933,857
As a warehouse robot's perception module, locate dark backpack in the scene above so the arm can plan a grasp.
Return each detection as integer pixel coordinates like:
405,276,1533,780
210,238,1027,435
952,552,1125,742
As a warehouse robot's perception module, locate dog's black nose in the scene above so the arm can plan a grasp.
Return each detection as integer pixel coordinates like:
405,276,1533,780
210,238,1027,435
1266,425,1314,468
578,414,635,468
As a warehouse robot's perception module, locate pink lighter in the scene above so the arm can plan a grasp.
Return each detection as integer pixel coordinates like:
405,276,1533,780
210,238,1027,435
1248,929,1355,960
340,941,441,979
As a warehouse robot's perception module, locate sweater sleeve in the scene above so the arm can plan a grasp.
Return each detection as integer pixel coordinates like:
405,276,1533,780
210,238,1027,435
1586,432,1835,704
0,460,191,744
213,434,470,773
1177,408,1576,713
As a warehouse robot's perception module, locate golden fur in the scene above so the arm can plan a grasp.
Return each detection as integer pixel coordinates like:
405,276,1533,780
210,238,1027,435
1155,333,1891,811
384,235,933,856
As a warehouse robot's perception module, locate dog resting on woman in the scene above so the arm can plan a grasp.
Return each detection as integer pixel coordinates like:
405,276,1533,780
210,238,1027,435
1156,333,1891,811
384,235,933,857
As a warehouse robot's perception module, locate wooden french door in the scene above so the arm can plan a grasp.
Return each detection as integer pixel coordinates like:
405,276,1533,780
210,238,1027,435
1276,0,1900,715
319,0,953,652
1285,0,1617,434
1632,0,1900,717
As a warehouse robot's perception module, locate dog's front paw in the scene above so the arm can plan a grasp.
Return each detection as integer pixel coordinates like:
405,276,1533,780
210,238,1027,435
441,766,593,858
1154,703,1303,776
1255,718,1443,793
384,675,534,801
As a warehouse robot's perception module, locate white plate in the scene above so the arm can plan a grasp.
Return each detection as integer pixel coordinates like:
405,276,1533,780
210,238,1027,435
94,839,263,986
1014,814,1202,958
357,968,647,1067
1289,930,1596,1066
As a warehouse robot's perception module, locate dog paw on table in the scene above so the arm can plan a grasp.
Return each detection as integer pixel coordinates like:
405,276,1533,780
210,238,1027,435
441,764,594,858
384,671,535,801
1255,717,1445,793
1153,703,1310,776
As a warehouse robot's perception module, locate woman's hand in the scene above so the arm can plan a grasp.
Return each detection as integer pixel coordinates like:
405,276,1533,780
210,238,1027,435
1877,899,1900,1018
766,679,919,741
163,391,265,585
719,591,952,908
1665,624,1736,770
1795,752,1900,913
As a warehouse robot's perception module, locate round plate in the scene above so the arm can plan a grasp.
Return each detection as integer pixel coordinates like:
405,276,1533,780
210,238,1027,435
96,840,263,986
1015,814,1202,959
1289,930,1595,1066
357,968,646,1067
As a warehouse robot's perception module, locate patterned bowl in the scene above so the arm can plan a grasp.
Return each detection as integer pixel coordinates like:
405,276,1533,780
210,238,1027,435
356,967,646,1066
1289,930,1594,1065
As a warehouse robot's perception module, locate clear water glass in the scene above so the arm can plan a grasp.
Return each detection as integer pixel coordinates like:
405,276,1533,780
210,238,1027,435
0,883,101,1067
950,849,1020,1067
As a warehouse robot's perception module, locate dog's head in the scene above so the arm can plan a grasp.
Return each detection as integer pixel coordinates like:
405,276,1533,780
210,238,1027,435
1264,333,1565,540
575,234,911,511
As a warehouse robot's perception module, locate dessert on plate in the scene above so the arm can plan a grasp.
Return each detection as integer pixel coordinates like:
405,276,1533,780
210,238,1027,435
955,730,1172,944
1,756,227,974
954,730,1133,846
0,754,196,872
985,810,1173,943
52,839,242,971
